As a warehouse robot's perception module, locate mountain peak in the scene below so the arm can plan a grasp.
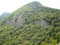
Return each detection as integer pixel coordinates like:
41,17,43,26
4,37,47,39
30,1,42,5
28,1,43,9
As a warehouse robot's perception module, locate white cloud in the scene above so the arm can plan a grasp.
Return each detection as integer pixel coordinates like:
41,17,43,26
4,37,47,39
0,0,60,15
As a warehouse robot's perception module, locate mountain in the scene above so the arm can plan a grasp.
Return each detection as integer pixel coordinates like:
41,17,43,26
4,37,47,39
0,12,9,21
1,1,58,26
0,1,60,45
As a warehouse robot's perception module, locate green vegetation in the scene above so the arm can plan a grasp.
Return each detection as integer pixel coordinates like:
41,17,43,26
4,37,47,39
0,1,60,45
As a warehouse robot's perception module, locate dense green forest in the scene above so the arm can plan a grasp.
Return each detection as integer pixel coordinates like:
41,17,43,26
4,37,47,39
0,1,60,45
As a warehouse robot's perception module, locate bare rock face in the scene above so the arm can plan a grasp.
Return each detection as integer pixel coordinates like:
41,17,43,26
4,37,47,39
3,14,25,26
35,20,49,27
15,15,25,26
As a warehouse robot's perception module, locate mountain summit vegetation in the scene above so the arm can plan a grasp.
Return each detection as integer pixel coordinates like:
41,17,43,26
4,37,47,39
0,1,60,45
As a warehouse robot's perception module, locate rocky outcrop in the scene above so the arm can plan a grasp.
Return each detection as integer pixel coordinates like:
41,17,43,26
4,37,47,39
2,14,25,26
35,20,49,27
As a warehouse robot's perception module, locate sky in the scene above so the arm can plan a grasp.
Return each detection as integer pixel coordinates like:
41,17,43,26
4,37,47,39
0,0,60,15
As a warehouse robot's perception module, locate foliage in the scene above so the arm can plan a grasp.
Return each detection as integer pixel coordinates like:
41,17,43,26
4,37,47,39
0,1,60,45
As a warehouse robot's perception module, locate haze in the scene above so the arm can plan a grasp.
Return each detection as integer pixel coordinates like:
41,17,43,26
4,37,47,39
0,0,60,15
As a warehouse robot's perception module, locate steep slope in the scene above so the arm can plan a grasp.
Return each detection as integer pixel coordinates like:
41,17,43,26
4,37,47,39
0,1,60,45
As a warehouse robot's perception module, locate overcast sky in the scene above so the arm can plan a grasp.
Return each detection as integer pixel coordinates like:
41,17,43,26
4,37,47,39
0,0,60,15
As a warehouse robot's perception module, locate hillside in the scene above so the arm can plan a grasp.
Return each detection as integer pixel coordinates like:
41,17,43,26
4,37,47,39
0,1,60,45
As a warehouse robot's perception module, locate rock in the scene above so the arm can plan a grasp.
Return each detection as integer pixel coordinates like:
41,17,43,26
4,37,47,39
35,20,49,27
